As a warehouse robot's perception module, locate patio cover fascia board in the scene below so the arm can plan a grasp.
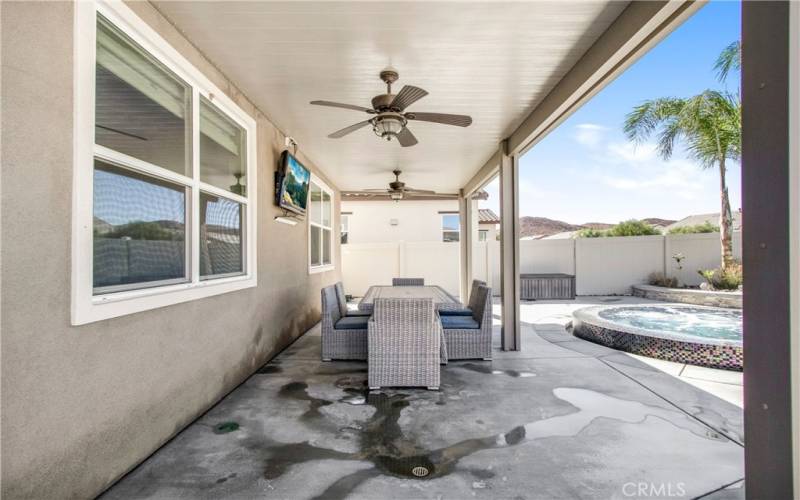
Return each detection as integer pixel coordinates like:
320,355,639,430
460,0,704,197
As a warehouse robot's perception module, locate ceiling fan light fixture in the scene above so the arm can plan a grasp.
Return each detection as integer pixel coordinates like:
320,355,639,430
372,113,406,140
390,191,404,201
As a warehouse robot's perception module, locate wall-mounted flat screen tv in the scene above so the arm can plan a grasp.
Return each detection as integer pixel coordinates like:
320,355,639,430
276,151,311,215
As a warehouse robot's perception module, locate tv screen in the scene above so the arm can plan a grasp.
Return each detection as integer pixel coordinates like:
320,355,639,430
277,151,311,215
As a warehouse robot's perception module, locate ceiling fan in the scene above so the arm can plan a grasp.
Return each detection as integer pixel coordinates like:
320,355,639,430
310,67,472,147
344,170,457,201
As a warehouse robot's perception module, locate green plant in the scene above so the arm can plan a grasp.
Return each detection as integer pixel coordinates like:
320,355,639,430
649,272,678,288
606,219,661,237
576,228,607,238
672,253,685,271
668,222,720,234
624,42,741,271
698,262,743,290
576,220,661,238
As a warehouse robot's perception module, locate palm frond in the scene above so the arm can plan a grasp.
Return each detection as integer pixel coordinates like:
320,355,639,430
714,41,741,84
623,97,686,159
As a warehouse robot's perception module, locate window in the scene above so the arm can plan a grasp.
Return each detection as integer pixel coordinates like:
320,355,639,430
309,177,334,272
442,214,460,242
340,214,350,244
478,229,489,242
72,2,256,324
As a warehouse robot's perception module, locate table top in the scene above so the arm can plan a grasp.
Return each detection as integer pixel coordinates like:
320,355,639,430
358,285,462,311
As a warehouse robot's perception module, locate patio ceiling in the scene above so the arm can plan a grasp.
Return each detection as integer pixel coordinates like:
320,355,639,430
152,1,629,193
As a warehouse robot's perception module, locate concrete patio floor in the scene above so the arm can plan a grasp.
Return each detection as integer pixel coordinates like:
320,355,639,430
102,297,744,500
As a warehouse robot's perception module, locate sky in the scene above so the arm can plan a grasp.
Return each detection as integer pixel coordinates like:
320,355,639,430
481,1,741,225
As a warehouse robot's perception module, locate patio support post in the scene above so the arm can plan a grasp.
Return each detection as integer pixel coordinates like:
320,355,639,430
458,192,474,304
742,2,796,497
499,140,520,351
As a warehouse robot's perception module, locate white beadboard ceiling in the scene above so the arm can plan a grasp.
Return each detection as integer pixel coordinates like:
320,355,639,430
153,1,629,193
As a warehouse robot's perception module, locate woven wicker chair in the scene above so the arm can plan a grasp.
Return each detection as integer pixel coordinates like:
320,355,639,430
368,297,441,390
334,282,371,317
440,285,493,360
321,285,367,361
392,278,424,286
440,279,486,316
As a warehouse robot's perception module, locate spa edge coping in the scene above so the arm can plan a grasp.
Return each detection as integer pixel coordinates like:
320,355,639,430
572,304,742,348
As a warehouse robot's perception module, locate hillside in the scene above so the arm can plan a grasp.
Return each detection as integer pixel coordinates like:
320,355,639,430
518,216,675,238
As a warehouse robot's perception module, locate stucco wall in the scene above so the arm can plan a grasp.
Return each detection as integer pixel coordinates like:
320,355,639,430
1,2,341,499
342,199,459,243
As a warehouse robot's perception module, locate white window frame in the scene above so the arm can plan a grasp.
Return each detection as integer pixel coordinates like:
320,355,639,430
72,0,258,325
441,213,461,243
308,175,335,274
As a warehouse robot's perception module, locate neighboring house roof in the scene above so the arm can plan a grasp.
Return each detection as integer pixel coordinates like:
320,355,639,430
543,230,578,240
478,208,499,224
666,211,742,231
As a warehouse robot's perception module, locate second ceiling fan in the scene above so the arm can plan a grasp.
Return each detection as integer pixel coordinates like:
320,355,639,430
310,67,472,147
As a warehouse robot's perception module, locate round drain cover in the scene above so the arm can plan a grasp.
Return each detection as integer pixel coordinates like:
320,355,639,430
411,466,430,478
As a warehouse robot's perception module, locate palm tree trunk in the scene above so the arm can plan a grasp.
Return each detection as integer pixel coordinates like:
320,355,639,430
719,157,734,269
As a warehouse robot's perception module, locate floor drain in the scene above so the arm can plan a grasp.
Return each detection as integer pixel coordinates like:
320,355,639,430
214,422,240,434
411,466,430,478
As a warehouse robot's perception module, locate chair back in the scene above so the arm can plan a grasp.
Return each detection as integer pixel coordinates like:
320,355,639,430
467,279,487,310
471,285,492,326
392,277,424,286
373,297,434,325
334,282,348,317
321,285,341,324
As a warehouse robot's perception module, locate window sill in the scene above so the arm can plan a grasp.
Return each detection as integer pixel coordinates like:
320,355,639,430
309,264,335,275
72,273,256,325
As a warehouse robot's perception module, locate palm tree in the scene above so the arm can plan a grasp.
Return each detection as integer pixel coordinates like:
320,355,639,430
624,89,741,270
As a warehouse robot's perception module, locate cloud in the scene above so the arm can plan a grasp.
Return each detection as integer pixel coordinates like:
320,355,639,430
573,123,608,147
606,141,658,162
597,157,707,200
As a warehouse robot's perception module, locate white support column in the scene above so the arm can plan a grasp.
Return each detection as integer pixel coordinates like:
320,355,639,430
459,193,474,304
499,141,520,351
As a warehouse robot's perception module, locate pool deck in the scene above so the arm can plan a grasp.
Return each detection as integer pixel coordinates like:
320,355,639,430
101,296,744,499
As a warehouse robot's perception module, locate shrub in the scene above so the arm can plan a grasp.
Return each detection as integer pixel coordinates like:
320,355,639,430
668,222,719,234
576,228,607,238
576,219,661,238
649,272,678,288
698,262,743,290
608,220,661,237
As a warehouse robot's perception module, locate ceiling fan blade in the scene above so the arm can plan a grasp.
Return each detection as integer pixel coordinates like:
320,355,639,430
310,100,375,113
405,112,472,127
390,85,428,111
328,120,372,139
360,188,391,192
403,187,437,194
396,127,418,147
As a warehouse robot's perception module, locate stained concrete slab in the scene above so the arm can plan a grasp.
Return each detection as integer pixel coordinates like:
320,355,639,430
101,299,744,500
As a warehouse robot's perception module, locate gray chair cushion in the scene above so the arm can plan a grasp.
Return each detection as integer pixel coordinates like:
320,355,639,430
440,315,480,329
439,308,473,317
345,310,372,317
335,315,370,330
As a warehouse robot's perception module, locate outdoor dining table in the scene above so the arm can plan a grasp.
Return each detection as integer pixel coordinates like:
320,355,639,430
358,285,462,313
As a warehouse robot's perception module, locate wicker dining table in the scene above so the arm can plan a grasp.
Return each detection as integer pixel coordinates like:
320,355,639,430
358,285,462,313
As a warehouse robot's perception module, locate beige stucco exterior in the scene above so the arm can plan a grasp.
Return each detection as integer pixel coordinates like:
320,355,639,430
1,2,341,498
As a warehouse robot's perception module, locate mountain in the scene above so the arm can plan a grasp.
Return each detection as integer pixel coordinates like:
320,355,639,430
518,216,676,238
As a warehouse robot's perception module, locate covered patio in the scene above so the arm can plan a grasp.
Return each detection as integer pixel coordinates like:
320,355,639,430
102,297,744,499
2,0,796,498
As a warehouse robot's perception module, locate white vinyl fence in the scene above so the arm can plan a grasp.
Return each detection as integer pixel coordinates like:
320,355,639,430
342,231,741,297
